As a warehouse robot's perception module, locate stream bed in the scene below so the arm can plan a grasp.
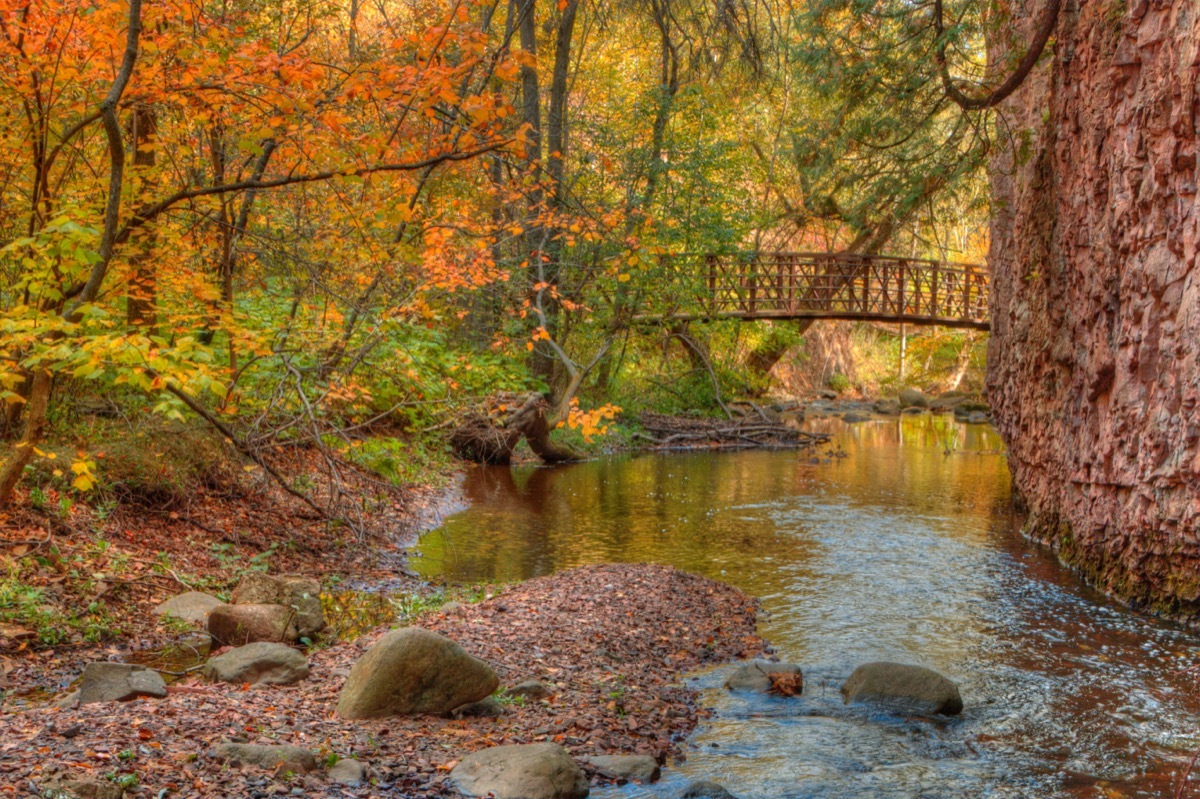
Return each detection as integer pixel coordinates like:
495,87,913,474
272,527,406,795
413,415,1200,798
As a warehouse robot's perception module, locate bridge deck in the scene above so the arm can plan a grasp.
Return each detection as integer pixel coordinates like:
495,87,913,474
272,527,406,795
634,252,989,330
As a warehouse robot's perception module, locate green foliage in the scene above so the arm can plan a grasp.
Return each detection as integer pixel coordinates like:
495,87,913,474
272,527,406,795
342,436,453,488
0,567,122,646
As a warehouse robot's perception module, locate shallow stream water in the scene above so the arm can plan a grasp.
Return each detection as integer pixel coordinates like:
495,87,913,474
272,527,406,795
414,415,1200,799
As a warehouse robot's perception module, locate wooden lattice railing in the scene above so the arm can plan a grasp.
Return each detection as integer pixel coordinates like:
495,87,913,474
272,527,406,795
635,252,989,330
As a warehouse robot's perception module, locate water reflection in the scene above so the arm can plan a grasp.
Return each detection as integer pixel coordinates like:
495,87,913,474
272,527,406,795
415,415,1200,798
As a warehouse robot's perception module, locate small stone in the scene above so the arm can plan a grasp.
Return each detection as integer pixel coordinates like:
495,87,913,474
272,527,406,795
211,743,317,774
0,622,36,642
52,691,80,709
724,661,803,694
449,697,506,718
154,592,223,626
208,604,298,646
449,743,589,799
328,758,367,786
588,754,660,783
47,778,125,799
202,642,308,685
77,663,166,705
506,679,555,700
681,780,738,799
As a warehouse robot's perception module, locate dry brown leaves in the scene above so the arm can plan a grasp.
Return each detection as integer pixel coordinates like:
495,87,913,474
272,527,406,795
1,563,765,798
767,671,804,697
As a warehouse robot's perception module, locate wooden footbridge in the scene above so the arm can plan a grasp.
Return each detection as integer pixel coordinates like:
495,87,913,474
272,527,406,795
634,252,989,330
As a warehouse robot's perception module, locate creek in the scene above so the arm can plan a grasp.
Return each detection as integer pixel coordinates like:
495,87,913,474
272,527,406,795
414,415,1200,798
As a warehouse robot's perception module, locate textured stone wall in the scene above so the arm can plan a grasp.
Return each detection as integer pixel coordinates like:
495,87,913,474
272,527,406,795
987,0,1200,614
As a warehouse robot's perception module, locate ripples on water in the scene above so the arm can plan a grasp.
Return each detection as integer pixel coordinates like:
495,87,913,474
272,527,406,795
414,415,1200,798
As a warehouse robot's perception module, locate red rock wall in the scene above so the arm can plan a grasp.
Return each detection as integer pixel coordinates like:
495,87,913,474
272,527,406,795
987,0,1200,615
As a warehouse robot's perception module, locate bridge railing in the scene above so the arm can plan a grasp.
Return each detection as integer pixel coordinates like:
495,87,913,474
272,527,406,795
641,252,989,329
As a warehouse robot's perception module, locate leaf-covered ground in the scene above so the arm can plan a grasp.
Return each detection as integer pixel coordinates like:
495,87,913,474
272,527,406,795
1,563,765,797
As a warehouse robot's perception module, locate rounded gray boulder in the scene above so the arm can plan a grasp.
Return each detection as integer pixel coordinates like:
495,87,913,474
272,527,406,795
202,642,308,685
841,661,963,715
450,743,589,799
336,627,498,719
154,591,223,626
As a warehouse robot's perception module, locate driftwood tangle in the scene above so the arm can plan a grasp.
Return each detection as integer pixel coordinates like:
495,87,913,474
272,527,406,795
634,411,830,450
451,392,580,465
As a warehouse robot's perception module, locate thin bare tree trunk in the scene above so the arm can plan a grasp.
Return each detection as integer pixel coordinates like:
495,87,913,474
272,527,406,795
943,331,977,392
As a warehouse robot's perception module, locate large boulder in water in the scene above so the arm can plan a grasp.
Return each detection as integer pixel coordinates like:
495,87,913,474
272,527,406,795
724,660,804,694
841,662,962,715
232,573,325,639
336,627,498,719
202,642,308,685
449,743,589,799
208,604,298,646
898,388,930,409
77,663,167,705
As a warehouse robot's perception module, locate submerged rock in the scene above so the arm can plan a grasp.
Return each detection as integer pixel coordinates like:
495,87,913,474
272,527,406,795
450,742,589,799
841,662,962,715
588,754,661,783
202,642,308,685
77,663,166,705
337,627,498,719
724,660,804,694
681,780,739,799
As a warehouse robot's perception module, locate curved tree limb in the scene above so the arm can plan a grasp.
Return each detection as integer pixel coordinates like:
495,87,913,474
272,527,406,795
933,0,1062,110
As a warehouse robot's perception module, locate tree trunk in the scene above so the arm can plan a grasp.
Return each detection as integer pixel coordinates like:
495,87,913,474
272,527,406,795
126,104,158,331
0,370,52,507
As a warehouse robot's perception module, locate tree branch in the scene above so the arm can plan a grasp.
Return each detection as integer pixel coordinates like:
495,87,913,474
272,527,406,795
933,0,1062,111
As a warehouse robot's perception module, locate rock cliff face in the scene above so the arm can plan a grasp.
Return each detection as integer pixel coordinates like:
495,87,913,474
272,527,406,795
987,0,1199,615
